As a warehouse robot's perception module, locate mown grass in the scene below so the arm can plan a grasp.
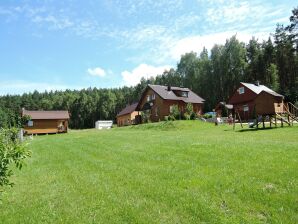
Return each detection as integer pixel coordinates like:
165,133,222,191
1,121,297,223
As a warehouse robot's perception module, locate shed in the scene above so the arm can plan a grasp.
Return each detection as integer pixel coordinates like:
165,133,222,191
117,103,139,126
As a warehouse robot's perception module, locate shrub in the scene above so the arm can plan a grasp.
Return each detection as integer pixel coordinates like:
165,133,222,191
170,105,180,120
185,103,193,115
203,114,212,119
0,128,30,198
168,115,176,121
190,112,197,120
183,113,190,120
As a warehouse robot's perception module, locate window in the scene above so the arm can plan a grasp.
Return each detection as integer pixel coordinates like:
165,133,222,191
28,120,33,127
152,94,156,100
239,87,245,94
243,105,249,112
181,91,188,97
147,95,150,102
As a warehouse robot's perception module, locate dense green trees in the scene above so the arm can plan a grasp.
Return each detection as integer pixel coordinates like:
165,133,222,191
0,7,297,128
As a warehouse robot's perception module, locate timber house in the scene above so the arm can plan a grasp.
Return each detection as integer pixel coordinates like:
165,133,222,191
135,84,205,122
22,109,70,134
228,82,284,120
116,103,139,127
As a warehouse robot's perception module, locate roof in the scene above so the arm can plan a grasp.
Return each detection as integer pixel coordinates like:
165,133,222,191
215,102,233,110
22,110,70,120
240,82,283,97
117,103,138,117
147,84,205,104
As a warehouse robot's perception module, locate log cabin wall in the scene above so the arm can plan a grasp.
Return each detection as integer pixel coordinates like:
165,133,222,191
24,119,68,134
117,111,139,126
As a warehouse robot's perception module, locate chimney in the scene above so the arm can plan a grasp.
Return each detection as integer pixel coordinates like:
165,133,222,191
255,80,260,86
167,85,171,91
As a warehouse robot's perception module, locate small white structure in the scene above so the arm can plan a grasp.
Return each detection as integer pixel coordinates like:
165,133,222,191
95,120,113,129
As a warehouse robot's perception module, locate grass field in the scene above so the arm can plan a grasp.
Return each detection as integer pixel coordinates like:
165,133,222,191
1,121,297,223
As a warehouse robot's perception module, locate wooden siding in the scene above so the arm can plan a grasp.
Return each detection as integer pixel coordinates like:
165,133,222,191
24,119,68,134
228,83,257,105
117,111,139,126
138,88,203,122
255,92,283,115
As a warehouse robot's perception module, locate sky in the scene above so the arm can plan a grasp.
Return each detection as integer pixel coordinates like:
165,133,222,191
0,0,296,95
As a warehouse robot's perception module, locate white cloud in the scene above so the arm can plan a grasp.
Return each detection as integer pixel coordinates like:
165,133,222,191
87,67,106,77
121,64,171,86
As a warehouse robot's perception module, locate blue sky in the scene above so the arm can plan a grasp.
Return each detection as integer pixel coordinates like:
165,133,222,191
0,0,296,95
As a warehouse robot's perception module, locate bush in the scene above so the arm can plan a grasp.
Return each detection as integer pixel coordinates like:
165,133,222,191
183,113,190,120
168,115,176,121
190,112,197,120
203,114,212,119
170,105,180,120
0,128,30,198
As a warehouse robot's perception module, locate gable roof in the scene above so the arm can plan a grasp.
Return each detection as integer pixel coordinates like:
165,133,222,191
240,82,283,97
117,103,138,117
148,84,205,104
22,110,70,120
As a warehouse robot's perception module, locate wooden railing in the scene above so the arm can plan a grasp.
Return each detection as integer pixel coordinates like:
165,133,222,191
287,102,298,118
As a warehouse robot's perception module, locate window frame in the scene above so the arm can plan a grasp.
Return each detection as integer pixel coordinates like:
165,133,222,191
239,87,245,94
243,105,249,112
28,120,34,127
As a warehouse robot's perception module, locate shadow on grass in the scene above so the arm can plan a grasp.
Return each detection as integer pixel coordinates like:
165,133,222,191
236,126,292,132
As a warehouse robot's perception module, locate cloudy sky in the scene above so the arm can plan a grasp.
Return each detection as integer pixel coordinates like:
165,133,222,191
0,0,295,95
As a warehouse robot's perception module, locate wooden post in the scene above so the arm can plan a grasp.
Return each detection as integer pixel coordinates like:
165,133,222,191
275,115,277,127
256,115,259,129
281,116,283,127
287,114,290,126
262,116,265,129
255,117,258,129
269,115,272,128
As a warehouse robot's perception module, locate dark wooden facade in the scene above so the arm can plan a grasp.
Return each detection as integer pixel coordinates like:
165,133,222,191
136,85,204,122
228,83,284,120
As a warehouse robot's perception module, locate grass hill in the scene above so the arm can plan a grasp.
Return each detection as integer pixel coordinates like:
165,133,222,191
1,121,297,223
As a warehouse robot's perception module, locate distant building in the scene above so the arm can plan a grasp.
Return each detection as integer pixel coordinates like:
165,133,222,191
228,82,284,120
116,103,139,127
135,84,205,122
22,109,69,134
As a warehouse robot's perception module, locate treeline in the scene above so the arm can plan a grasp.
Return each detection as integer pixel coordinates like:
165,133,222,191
0,7,297,129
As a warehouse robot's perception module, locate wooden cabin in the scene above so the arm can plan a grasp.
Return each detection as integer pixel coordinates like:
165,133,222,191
135,84,205,122
22,109,70,134
228,82,284,120
117,103,139,127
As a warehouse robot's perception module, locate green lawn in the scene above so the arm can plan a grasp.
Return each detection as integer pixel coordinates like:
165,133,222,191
1,121,297,223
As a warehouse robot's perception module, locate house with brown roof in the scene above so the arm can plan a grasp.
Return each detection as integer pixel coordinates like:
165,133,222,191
135,84,205,122
116,103,139,127
228,82,284,120
22,109,70,134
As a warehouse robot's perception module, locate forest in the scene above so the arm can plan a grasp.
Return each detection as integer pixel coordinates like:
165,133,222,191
0,7,297,129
